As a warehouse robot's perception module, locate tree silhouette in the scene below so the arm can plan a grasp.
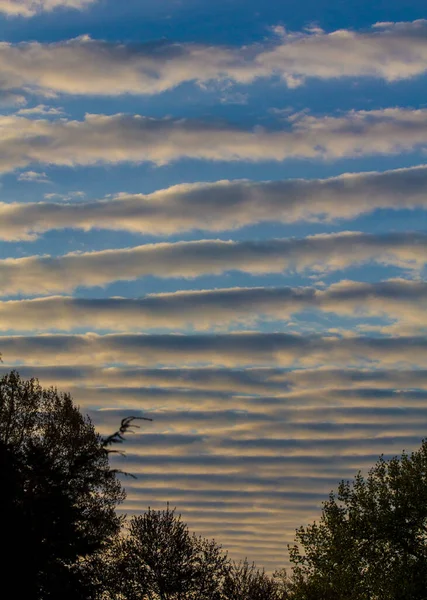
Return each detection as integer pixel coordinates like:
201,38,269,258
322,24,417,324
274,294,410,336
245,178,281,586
0,368,291,599
288,439,427,599
223,559,289,600
0,370,134,599
109,505,229,600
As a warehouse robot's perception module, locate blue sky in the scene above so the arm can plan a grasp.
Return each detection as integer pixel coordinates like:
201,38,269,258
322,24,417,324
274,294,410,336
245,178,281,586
1,0,427,572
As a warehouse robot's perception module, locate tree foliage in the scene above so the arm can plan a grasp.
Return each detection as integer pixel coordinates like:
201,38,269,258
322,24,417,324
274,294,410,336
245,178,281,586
111,505,229,600
96,504,289,600
222,559,290,600
288,440,427,599
0,370,125,599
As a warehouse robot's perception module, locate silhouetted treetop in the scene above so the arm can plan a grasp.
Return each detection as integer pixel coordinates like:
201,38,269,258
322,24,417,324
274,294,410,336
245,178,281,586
0,370,127,599
288,439,427,599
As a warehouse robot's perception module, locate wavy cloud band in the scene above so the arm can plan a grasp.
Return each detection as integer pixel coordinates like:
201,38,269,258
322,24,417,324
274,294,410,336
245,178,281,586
1,279,425,331
1,21,427,86
2,108,427,173
1,232,425,296
3,165,427,241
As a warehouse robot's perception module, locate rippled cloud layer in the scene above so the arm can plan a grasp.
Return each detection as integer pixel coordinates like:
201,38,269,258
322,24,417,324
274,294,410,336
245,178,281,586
2,6,427,574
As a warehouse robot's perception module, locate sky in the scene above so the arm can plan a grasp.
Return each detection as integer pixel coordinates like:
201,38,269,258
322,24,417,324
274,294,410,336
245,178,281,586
1,0,427,573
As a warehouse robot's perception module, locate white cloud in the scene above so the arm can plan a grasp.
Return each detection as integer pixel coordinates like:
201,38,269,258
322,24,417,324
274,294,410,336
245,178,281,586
1,165,427,240
0,35,247,94
1,108,427,174
1,280,426,332
0,0,95,16
17,170,51,183
0,232,425,296
256,20,427,86
17,104,65,116
1,21,427,92
43,190,85,201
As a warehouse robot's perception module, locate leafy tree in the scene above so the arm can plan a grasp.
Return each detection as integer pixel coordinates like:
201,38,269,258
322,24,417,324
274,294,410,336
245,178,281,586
222,559,289,600
288,439,427,600
113,505,228,600
0,370,130,599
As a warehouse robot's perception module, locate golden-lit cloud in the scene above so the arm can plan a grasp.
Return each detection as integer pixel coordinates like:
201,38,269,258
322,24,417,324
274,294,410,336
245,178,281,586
1,108,427,174
1,21,427,90
1,232,425,296
2,165,427,241
1,279,426,332
0,0,95,16
1,331,426,367
2,364,427,394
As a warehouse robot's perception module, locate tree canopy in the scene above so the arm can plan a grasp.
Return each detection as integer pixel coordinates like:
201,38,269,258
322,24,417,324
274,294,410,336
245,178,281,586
0,370,125,599
96,505,287,600
113,505,228,600
287,440,427,599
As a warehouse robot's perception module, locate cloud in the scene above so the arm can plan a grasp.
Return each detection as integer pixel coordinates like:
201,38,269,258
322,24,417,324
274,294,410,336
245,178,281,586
43,190,85,202
1,279,426,332
1,108,427,173
115,425,424,575
0,350,425,575
1,165,427,240
0,331,426,367
0,35,249,94
17,104,65,116
1,21,427,92
0,0,95,16
17,170,51,183
1,365,426,395
72,395,427,430
3,16,427,579
51,386,427,419
0,91,26,107
1,232,425,296
257,20,427,86
1,348,424,577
